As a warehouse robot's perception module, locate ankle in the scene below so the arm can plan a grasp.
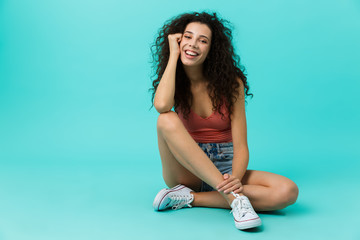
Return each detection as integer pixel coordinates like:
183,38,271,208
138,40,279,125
225,193,236,206
189,191,195,202
227,192,245,205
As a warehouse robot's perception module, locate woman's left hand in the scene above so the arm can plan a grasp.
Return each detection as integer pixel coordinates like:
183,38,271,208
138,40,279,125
216,174,243,194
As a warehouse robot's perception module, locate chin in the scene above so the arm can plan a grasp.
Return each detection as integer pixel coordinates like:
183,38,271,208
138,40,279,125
181,57,202,67
180,52,199,65
182,62,200,67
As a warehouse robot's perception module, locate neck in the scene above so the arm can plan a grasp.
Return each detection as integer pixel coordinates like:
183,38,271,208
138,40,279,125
183,64,206,85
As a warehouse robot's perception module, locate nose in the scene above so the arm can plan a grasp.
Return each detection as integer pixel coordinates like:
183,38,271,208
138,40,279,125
189,39,198,48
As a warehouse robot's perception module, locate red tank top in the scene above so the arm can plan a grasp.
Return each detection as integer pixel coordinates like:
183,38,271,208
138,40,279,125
176,103,232,143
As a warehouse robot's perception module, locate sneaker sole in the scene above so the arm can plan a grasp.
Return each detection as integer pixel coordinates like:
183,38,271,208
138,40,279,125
153,185,184,211
235,217,262,230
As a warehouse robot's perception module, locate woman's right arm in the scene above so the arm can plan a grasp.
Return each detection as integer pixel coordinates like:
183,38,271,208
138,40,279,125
153,33,182,113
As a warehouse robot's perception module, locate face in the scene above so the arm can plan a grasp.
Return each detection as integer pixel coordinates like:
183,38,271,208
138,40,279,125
179,22,212,67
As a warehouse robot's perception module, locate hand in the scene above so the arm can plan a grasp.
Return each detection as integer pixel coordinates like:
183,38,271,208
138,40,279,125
168,33,182,57
216,174,243,194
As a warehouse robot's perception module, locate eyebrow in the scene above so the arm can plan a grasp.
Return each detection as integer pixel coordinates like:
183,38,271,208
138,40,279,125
184,31,210,40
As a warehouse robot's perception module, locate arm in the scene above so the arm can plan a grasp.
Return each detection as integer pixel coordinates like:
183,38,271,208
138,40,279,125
153,55,178,113
216,78,249,194
230,78,249,181
153,33,182,113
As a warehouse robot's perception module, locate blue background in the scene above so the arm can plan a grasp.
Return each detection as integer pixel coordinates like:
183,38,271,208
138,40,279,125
0,0,359,239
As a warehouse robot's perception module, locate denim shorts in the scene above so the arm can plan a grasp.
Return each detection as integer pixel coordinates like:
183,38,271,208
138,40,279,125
196,142,233,192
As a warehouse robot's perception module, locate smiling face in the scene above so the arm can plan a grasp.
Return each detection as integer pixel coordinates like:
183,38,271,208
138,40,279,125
179,22,212,67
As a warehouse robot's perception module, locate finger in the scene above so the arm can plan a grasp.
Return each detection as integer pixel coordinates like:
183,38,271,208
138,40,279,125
216,175,235,189
224,184,240,194
224,183,242,194
218,181,238,193
216,179,230,190
220,180,241,193
216,175,241,190
233,186,244,194
217,176,238,189
234,188,242,194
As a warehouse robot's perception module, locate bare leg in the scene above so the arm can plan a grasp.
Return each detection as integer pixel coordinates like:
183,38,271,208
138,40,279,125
192,170,299,211
157,111,235,204
191,191,230,208
240,170,299,211
191,185,275,210
156,111,298,211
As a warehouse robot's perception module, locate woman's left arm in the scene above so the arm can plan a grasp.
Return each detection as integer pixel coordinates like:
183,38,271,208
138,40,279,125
216,78,249,194
230,78,249,181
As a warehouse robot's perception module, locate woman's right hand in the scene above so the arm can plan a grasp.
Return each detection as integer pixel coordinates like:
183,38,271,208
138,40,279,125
168,33,182,57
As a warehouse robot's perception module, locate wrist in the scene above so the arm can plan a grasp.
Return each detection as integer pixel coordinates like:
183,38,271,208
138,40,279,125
169,52,180,60
231,172,244,181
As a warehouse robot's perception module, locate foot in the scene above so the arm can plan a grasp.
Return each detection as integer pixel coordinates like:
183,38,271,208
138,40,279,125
230,193,262,230
153,184,194,211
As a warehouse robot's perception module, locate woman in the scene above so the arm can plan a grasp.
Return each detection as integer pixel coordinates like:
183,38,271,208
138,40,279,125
149,11,299,230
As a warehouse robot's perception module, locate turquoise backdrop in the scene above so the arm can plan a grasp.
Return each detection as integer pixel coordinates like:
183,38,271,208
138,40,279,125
0,0,359,239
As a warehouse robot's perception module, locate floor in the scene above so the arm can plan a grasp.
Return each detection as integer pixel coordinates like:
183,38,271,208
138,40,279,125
0,155,359,240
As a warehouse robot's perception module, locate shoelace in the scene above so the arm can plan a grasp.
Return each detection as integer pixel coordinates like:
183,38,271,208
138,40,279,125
169,195,193,210
230,192,252,217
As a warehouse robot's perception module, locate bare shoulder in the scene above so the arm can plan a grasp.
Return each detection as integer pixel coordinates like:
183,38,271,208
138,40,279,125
233,77,245,104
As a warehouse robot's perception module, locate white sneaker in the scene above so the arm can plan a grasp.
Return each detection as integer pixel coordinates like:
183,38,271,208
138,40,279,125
153,184,194,211
230,193,262,230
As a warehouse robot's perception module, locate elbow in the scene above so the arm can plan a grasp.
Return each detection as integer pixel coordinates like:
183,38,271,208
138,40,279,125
156,107,172,114
154,102,173,114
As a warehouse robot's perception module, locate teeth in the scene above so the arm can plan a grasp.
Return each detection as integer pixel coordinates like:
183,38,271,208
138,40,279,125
185,50,198,56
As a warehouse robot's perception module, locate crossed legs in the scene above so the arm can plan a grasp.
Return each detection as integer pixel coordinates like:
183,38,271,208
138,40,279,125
157,111,299,211
189,170,299,210
157,111,236,205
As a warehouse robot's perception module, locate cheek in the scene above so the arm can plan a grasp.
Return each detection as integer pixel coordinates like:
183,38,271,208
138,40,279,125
179,42,185,50
202,47,210,56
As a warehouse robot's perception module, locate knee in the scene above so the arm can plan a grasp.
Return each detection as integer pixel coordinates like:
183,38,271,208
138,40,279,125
163,173,188,188
271,181,299,209
157,111,180,132
162,170,199,190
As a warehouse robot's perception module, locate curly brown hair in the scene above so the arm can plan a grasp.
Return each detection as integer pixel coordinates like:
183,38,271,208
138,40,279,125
149,11,253,120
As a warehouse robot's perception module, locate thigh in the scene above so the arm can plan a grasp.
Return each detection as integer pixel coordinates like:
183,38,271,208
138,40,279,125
242,170,296,188
157,112,203,191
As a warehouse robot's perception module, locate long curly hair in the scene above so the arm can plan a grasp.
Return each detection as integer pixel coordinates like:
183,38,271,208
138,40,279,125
149,11,253,120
